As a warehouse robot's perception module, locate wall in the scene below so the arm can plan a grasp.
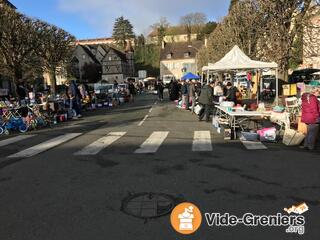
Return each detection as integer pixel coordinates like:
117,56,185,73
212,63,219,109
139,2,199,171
160,58,196,79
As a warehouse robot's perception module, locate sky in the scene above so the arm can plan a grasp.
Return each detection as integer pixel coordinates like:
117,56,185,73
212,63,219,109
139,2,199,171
10,0,230,39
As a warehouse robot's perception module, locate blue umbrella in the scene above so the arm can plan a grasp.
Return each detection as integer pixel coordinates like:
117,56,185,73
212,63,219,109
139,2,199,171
181,72,200,80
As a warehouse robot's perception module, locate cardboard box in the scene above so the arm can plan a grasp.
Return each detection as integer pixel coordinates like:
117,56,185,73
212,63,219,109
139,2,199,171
283,84,297,96
297,117,307,135
283,129,305,146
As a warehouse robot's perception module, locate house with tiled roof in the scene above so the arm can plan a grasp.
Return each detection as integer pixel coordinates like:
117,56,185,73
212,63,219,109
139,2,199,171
147,26,198,44
71,42,135,82
160,40,204,80
0,0,16,9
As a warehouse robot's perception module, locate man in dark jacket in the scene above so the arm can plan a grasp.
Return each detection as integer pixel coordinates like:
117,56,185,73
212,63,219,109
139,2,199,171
66,80,82,118
225,82,237,104
128,80,136,102
301,88,320,150
157,80,164,101
198,82,214,122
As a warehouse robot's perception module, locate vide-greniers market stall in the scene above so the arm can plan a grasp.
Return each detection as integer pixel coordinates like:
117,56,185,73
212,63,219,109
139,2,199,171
202,45,311,146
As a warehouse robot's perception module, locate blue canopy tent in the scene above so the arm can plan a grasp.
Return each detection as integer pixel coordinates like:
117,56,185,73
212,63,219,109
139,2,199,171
181,72,200,80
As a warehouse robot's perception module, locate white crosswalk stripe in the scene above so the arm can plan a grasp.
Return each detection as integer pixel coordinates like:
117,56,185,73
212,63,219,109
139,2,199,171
0,135,36,147
241,140,268,150
135,131,169,154
7,133,82,158
0,130,269,158
192,131,213,152
74,132,126,155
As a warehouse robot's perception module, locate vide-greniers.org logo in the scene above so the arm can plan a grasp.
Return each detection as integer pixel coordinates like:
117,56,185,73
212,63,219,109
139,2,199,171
204,212,305,235
170,202,308,235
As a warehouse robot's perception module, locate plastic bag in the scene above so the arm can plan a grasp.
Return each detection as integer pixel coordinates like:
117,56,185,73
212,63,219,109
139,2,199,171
257,127,277,141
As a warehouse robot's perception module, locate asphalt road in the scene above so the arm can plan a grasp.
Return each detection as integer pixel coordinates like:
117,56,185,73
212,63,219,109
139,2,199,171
0,93,319,240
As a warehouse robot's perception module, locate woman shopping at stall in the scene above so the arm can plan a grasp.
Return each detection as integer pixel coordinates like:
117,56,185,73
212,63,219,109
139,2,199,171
301,88,320,150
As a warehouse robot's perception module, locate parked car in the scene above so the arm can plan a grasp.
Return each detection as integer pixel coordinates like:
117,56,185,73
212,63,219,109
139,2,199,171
289,68,320,84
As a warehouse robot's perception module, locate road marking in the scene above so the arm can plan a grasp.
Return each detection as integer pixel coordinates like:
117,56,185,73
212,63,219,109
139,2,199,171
135,131,169,153
0,135,35,147
241,140,267,150
192,131,213,151
74,132,126,155
7,133,82,158
138,114,149,126
149,108,153,113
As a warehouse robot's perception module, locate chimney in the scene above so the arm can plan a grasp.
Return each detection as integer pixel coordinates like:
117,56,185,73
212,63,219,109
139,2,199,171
204,37,208,48
161,41,166,49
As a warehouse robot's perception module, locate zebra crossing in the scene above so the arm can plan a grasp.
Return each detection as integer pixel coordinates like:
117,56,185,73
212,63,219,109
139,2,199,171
0,130,268,159
74,132,126,156
7,133,82,158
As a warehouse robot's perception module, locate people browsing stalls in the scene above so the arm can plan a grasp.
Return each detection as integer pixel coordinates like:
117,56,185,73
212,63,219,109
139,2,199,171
157,80,164,101
301,88,320,150
65,80,82,119
213,81,224,102
180,81,189,109
225,82,238,105
189,80,196,114
198,81,214,122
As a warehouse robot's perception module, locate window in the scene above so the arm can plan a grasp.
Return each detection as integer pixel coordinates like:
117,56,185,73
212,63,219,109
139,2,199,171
184,52,190,58
167,53,172,59
109,56,112,61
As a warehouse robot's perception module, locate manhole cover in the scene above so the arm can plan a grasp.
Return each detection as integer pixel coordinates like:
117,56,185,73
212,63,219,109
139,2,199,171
121,192,176,219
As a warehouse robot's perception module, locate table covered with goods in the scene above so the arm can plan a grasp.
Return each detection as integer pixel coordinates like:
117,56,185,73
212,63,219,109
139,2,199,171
212,82,319,147
0,98,71,135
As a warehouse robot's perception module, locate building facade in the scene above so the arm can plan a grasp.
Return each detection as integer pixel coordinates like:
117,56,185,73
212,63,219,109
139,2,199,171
147,26,198,44
0,0,16,9
70,42,135,83
302,12,320,69
160,41,203,80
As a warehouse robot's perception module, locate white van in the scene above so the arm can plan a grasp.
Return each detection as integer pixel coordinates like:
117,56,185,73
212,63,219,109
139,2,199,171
163,75,175,86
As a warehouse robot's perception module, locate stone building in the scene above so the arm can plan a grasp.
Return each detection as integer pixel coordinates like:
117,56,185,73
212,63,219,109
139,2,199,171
147,26,198,44
160,41,203,80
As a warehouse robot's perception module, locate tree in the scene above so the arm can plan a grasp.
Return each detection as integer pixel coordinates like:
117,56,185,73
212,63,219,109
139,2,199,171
198,0,320,76
256,0,319,73
199,21,217,40
39,24,75,94
0,3,75,95
150,17,170,45
112,16,135,49
229,0,240,12
180,13,207,41
134,34,160,77
0,5,44,83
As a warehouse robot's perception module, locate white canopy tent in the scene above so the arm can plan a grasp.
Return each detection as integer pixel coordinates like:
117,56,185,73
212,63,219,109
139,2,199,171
202,45,279,105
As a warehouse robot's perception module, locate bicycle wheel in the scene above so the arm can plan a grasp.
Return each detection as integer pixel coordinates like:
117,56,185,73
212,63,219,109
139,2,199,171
19,124,28,133
0,127,3,135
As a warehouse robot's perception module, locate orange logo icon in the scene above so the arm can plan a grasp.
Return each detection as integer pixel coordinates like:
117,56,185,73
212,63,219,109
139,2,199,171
170,202,202,235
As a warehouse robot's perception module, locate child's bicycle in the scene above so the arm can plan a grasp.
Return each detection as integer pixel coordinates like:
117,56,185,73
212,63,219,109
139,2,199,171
0,116,28,135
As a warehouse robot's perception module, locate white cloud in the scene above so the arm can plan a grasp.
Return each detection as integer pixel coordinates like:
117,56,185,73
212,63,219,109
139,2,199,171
58,0,228,37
